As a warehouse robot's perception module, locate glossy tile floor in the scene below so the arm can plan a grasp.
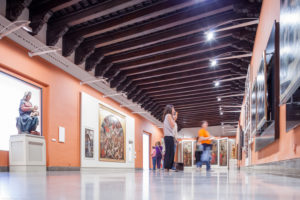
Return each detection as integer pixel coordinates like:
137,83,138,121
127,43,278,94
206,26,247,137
1,169,300,200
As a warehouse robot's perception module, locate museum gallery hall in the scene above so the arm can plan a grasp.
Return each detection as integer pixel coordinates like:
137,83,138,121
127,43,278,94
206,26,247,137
1,0,300,199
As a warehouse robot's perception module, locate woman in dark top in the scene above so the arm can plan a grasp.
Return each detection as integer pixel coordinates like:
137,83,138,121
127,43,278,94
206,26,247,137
163,104,176,172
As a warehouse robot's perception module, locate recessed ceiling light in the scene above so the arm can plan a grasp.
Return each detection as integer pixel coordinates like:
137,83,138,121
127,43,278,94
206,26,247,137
220,112,224,115
210,59,217,67
217,97,221,101
214,81,220,87
206,31,214,41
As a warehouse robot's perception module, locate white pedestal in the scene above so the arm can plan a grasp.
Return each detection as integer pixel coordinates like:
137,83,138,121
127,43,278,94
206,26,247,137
9,134,46,172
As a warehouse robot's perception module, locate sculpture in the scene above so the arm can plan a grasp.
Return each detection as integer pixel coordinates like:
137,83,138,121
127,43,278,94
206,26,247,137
16,91,40,135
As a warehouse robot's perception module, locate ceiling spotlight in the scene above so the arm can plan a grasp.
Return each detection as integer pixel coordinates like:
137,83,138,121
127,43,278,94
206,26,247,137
217,97,221,101
219,107,222,111
214,81,220,87
206,31,214,41
220,112,224,115
210,59,217,67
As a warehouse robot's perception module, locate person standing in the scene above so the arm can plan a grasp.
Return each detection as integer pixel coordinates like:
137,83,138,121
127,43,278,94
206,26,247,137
155,142,163,170
163,105,176,172
198,121,214,171
195,137,203,168
151,146,157,170
172,112,178,170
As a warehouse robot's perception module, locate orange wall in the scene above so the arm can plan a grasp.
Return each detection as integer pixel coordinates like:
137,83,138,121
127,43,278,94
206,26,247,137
0,37,163,168
237,0,300,166
0,151,8,166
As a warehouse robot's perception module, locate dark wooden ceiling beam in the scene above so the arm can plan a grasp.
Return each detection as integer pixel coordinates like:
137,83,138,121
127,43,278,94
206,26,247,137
6,0,32,21
128,68,231,87
29,0,80,35
62,0,197,56
139,72,232,91
101,31,235,65
77,8,237,65
151,86,232,101
47,0,146,45
120,68,231,97
82,2,233,48
145,75,233,94
113,40,233,72
154,91,242,104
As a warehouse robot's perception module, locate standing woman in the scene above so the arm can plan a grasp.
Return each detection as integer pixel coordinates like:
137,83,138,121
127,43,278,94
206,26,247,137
163,105,176,172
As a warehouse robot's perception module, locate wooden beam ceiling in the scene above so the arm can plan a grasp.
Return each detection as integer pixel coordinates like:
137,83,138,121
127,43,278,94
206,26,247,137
8,0,261,128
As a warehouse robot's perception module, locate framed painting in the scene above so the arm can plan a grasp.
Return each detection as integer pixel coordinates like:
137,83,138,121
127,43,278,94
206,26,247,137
256,53,267,130
279,0,300,103
251,79,257,135
84,127,94,158
211,140,218,165
99,104,126,162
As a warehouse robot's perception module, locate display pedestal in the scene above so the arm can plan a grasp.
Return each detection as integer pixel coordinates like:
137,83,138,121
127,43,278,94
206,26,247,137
9,134,46,172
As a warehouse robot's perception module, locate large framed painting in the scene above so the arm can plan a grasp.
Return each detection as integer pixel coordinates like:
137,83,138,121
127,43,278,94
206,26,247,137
85,128,94,158
99,104,126,162
256,53,267,130
251,80,257,135
280,0,300,104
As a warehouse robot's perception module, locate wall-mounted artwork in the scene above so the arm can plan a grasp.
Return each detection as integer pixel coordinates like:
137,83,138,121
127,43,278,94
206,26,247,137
256,54,267,130
251,80,257,135
280,0,300,103
183,141,192,167
99,104,126,162
85,128,94,158
211,140,218,165
219,139,228,166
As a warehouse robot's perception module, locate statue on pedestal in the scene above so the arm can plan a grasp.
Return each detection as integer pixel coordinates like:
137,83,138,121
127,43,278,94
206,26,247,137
16,91,40,135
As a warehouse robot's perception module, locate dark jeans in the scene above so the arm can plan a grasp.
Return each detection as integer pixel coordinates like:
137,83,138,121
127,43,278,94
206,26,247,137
195,151,202,167
199,143,212,171
152,157,157,170
156,157,162,169
164,136,174,169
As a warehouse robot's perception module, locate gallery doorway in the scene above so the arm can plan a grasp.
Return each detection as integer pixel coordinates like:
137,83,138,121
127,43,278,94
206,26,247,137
143,133,150,170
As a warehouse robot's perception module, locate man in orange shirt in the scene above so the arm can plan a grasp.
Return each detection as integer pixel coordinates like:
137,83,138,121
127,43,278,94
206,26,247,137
198,121,214,171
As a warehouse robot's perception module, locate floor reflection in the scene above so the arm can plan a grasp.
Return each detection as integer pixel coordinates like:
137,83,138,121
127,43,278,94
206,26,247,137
0,169,300,199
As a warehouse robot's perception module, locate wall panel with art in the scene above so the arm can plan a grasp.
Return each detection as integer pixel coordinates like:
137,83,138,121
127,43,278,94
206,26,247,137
280,0,300,132
254,21,280,151
80,92,135,168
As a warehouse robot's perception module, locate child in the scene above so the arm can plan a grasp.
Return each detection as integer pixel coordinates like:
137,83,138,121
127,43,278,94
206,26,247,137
151,146,157,170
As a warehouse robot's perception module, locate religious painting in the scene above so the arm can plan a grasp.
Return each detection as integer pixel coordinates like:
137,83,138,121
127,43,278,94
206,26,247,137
183,141,192,167
99,104,126,162
280,0,300,103
211,140,218,165
219,139,228,166
256,54,267,130
85,128,94,158
251,80,257,135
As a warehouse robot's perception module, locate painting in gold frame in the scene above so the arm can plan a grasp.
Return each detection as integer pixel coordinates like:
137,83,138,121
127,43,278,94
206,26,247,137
99,104,126,162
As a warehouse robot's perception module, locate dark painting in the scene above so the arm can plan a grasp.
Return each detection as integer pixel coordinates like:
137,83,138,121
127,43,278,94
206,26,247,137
251,80,257,135
280,0,300,103
256,55,267,130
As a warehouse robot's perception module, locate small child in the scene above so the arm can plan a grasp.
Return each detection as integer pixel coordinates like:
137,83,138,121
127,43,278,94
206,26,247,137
151,146,157,170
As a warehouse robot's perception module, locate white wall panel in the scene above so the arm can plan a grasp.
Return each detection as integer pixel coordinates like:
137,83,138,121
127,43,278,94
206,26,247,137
80,92,135,168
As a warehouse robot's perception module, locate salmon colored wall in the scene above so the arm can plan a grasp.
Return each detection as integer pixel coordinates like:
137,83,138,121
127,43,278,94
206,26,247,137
0,151,8,166
0,37,163,168
237,0,300,166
